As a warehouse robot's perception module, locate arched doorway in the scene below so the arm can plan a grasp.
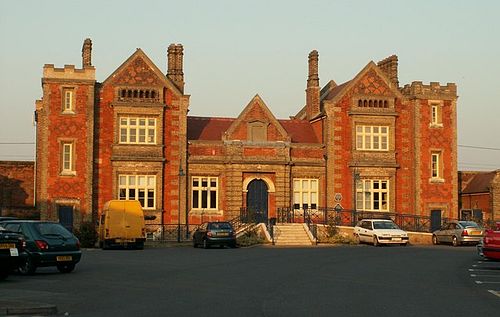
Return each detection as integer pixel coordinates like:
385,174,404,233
247,179,268,223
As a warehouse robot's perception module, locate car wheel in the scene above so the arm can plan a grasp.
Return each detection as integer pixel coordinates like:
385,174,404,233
373,236,379,247
432,235,439,245
135,241,144,250
203,239,210,249
0,270,8,280
18,256,37,275
354,234,361,244
230,242,237,248
57,263,75,273
400,243,408,246
452,236,459,247
193,239,198,248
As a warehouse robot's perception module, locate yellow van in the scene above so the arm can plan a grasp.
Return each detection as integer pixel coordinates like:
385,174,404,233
98,200,146,249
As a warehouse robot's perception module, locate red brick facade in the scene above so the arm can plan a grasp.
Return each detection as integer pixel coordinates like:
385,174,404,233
33,39,458,230
0,161,35,216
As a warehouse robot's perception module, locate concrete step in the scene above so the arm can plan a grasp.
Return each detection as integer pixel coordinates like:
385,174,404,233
273,224,313,245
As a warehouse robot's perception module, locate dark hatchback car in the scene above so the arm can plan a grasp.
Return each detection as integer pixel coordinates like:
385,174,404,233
0,220,82,274
0,225,26,280
193,222,236,248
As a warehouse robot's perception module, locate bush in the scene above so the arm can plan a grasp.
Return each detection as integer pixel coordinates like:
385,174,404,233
323,216,356,245
237,229,264,247
74,221,98,248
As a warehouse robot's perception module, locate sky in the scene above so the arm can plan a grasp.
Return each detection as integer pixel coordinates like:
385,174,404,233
0,0,499,170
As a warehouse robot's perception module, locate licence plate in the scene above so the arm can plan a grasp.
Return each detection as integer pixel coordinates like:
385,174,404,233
0,243,16,249
217,232,229,237
470,231,481,235
56,256,72,262
392,238,402,241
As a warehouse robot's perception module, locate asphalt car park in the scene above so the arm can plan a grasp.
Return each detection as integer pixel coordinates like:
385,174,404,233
1,244,500,316
468,258,500,299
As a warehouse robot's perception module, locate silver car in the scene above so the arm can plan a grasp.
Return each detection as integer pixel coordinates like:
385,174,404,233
432,220,484,247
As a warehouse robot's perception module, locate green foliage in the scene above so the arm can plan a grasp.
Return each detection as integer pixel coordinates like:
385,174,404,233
74,221,98,248
237,229,264,247
323,215,356,245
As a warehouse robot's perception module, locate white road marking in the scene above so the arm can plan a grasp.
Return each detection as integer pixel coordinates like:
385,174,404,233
469,268,500,272
475,281,500,284
487,290,500,298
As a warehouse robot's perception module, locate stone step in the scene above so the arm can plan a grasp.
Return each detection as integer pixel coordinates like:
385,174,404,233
272,224,313,245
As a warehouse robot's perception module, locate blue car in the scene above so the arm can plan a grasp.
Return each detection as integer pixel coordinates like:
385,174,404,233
193,222,237,249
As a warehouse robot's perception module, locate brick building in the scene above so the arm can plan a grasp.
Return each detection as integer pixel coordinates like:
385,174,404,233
459,170,500,222
0,161,36,217
34,39,458,231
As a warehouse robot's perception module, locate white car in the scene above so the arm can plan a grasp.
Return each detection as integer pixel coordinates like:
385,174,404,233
353,219,409,246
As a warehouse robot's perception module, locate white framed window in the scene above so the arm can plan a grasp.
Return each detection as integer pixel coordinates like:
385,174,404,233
430,104,443,127
118,175,156,209
356,179,389,211
191,177,218,210
293,178,319,209
431,152,441,179
119,117,156,144
62,89,74,113
356,125,389,151
61,142,74,174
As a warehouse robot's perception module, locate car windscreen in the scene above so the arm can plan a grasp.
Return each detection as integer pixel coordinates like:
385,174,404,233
459,221,479,228
209,223,232,230
35,223,74,239
373,221,399,230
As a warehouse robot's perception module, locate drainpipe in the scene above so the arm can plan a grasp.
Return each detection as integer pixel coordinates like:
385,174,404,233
33,110,37,208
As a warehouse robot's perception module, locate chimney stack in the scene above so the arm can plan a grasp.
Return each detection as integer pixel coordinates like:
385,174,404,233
82,38,92,68
377,55,399,88
167,44,185,93
306,50,320,120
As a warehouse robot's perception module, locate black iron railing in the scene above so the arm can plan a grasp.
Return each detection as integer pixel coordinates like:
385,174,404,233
277,207,455,233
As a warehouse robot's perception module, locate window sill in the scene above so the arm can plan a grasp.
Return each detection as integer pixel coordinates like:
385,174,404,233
429,123,443,128
429,177,445,184
61,110,76,115
60,171,76,176
189,209,223,216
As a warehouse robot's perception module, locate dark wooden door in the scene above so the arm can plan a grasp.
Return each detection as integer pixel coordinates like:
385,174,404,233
247,180,268,223
58,205,74,232
430,209,442,233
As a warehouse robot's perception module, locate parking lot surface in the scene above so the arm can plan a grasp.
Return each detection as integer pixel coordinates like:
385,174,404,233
1,244,499,316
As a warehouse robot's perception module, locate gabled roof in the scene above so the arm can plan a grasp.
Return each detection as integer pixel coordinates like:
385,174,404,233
224,95,289,141
187,117,234,141
321,61,405,106
462,172,496,194
279,120,319,143
187,116,319,143
101,48,182,96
